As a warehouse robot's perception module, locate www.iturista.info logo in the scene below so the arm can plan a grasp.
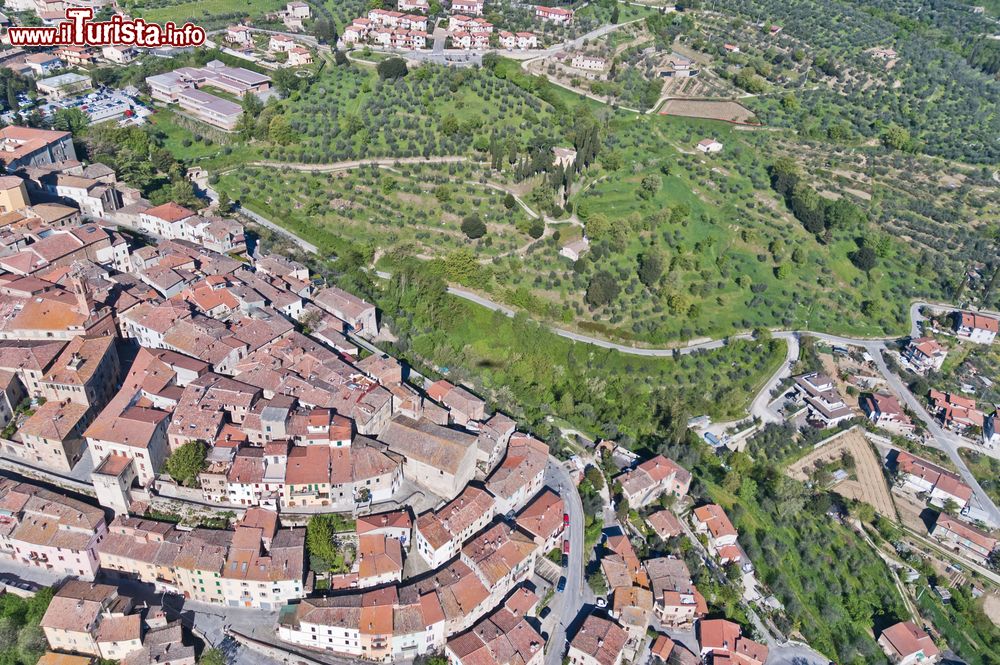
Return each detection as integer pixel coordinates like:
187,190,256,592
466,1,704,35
7,8,206,47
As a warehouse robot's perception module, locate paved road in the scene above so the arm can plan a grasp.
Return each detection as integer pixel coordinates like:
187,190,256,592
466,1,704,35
869,345,1000,526
543,457,587,665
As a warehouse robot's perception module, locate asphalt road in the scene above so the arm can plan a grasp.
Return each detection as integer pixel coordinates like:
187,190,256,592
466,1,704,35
543,457,588,665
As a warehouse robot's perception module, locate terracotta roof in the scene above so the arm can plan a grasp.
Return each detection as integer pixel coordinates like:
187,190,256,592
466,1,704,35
143,202,196,223
569,614,628,665
879,621,940,660
514,488,564,541
693,504,737,540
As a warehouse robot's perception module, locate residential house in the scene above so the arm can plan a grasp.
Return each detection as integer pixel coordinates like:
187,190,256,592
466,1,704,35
793,372,854,425
953,311,998,345
461,521,539,609
877,621,941,665
691,504,738,549
515,488,565,552
928,389,985,432
446,592,544,665
644,557,706,627
646,510,683,540
38,333,120,410
3,481,107,580
451,0,483,14
414,485,496,568
40,580,133,657
312,285,378,335
931,512,997,565
15,399,90,472
288,47,313,66
860,393,914,435
697,619,768,665
426,379,486,426
102,45,137,63
904,337,947,373
567,614,628,665
485,434,548,516
614,455,690,509
269,34,297,52
24,53,63,77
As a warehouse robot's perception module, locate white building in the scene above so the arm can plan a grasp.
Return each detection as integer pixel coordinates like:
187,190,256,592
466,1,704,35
696,138,723,153
571,54,605,71
954,311,998,345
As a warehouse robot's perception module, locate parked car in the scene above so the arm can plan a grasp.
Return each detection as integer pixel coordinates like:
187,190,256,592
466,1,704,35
595,597,607,608
562,539,570,555
563,513,570,526
556,576,567,592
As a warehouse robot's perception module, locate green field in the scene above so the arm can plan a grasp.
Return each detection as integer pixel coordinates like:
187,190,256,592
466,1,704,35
216,163,537,258
129,11,996,348
958,448,1000,507
132,0,286,28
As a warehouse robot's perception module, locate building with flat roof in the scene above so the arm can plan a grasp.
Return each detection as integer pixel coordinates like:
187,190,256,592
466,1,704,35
36,72,92,100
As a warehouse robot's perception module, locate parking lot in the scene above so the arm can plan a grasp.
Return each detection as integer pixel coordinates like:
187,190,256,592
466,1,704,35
1,86,151,126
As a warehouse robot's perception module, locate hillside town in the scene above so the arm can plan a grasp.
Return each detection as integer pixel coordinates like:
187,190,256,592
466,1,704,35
0,0,994,661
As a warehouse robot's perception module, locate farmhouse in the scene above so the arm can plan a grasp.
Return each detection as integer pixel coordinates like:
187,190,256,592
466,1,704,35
559,238,590,262
535,5,573,23
696,138,723,153
571,54,606,71
661,55,696,78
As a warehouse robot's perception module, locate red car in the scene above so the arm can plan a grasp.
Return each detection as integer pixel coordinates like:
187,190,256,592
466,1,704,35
563,513,570,526
562,539,570,555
